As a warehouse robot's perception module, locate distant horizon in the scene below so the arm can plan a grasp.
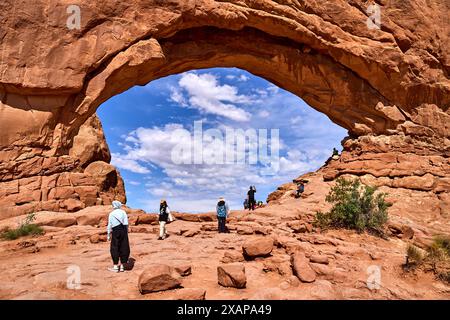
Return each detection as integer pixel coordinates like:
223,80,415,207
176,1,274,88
98,68,347,213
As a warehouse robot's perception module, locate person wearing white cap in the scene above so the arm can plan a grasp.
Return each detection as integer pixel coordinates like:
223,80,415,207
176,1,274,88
216,197,230,233
106,200,130,273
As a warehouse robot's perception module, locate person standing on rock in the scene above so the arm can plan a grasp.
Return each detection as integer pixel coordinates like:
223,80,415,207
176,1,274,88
107,200,130,273
216,197,230,233
158,199,171,240
295,181,305,199
247,186,256,211
332,147,340,160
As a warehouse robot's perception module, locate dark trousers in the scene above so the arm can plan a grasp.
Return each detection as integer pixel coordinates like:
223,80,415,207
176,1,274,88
248,199,256,210
110,224,130,265
218,217,227,233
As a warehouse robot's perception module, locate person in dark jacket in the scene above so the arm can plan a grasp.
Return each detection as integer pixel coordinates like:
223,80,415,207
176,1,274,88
107,201,130,273
247,186,256,211
296,181,305,198
158,199,171,240
216,197,230,233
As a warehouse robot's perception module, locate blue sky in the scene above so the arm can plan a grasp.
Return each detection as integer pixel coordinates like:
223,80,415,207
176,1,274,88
97,68,347,213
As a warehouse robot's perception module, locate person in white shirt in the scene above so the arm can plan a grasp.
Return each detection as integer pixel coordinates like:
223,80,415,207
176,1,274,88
107,201,130,272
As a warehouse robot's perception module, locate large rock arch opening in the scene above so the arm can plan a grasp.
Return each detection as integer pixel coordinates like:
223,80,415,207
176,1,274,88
0,0,448,218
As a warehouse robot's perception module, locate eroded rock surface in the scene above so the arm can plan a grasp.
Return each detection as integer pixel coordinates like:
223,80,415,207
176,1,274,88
0,198,448,300
0,0,448,217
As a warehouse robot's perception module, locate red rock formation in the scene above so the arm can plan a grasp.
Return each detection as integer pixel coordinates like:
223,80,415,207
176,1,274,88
0,1,448,217
0,114,125,218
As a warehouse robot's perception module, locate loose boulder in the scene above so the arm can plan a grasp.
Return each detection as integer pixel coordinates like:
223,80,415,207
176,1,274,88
217,263,246,288
242,237,273,259
221,251,245,264
291,251,316,283
175,265,192,277
138,264,182,294
309,255,329,265
174,288,206,300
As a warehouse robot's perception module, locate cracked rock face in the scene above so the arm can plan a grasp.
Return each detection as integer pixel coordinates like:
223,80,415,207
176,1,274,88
0,0,449,217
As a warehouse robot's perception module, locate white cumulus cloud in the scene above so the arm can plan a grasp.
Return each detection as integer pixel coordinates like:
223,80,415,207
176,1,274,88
173,72,252,122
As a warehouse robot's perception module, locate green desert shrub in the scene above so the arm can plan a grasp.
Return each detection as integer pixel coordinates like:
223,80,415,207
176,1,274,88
432,235,450,256
404,235,450,283
1,213,44,241
406,244,424,266
314,177,390,235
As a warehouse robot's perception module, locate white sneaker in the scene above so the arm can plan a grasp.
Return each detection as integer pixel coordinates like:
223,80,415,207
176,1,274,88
108,266,119,273
119,265,125,272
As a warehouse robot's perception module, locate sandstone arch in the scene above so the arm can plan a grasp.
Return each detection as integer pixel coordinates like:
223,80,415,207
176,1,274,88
0,0,449,218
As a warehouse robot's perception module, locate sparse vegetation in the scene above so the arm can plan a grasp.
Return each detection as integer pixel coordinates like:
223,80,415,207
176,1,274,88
406,244,424,266
432,235,450,256
404,235,450,284
314,177,390,235
0,213,44,241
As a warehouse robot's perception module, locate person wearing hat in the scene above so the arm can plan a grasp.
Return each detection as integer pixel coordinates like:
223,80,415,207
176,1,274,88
107,200,130,273
216,197,230,233
158,199,171,240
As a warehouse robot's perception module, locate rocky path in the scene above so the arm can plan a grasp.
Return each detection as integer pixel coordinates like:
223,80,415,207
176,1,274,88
0,200,449,300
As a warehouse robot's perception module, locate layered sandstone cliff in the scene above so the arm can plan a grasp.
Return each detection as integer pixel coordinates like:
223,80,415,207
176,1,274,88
0,114,125,218
0,0,448,217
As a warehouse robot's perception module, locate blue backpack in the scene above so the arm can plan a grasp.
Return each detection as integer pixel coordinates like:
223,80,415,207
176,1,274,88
217,204,227,217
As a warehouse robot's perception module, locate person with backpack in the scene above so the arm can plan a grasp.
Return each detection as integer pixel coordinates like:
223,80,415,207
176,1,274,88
158,199,171,240
216,197,230,233
247,186,256,211
296,181,305,198
107,200,130,273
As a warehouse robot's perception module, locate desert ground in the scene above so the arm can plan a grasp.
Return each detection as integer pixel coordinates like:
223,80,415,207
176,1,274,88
1,171,448,300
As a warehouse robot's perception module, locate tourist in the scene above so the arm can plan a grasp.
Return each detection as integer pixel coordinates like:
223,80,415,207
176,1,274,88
243,198,249,210
296,181,305,198
216,197,230,233
158,199,171,240
107,200,130,273
247,186,256,211
332,147,339,156
332,147,340,160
